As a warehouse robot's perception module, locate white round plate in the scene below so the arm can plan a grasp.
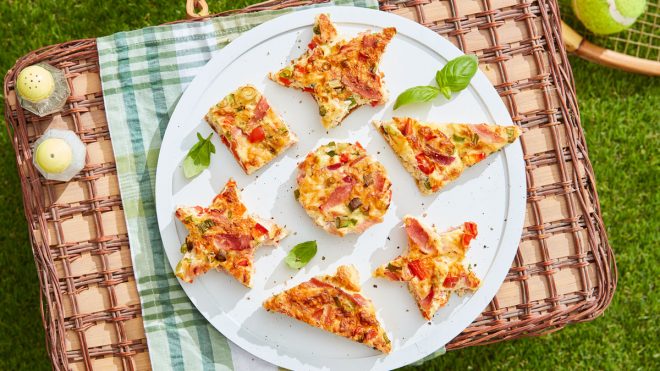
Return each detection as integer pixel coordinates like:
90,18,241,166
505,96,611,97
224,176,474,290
156,6,525,371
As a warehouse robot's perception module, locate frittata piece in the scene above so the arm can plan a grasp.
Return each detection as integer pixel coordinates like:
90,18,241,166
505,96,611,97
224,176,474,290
374,216,481,320
296,142,392,236
263,265,391,353
270,13,396,129
205,85,297,174
374,117,521,195
175,179,287,287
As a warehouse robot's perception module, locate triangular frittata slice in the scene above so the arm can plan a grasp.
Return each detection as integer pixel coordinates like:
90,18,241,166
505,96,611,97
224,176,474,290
175,179,287,287
270,13,396,129
263,265,391,353
373,117,521,195
205,85,298,174
374,216,481,320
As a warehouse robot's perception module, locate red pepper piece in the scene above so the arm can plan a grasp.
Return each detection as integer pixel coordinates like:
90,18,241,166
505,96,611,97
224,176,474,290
443,275,459,288
408,260,427,280
462,222,478,246
253,223,268,236
236,259,249,267
416,153,435,175
248,126,265,143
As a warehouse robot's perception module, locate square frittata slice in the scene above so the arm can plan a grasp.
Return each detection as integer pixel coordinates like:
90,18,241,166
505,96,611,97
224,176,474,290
205,85,297,174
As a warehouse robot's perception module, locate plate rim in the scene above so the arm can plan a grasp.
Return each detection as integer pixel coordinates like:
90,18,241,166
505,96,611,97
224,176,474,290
155,6,526,370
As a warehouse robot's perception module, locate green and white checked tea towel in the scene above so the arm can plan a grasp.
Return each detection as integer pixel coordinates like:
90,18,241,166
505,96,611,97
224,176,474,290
97,1,378,370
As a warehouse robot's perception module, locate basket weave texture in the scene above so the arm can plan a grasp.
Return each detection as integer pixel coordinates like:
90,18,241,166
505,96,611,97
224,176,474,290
3,0,616,369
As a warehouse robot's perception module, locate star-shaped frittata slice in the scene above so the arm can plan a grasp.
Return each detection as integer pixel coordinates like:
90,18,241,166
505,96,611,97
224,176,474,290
374,216,481,320
270,13,396,129
175,179,287,287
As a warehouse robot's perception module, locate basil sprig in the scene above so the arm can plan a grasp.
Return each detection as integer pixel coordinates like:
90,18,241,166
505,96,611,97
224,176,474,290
285,240,318,269
183,132,216,179
394,54,479,109
435,54,479,99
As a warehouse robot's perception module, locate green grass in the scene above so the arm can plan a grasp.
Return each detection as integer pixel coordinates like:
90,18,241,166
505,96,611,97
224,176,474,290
0,1,657,370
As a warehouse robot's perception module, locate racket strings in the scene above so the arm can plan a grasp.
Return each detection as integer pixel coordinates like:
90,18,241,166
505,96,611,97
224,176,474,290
560,0,659,61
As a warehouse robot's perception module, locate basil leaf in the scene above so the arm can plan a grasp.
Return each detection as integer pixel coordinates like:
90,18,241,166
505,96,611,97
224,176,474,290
435,54,478,98
285,241,318,269
393,86,440,110
439,86,452,100
183,132,215,179
183,154,205,178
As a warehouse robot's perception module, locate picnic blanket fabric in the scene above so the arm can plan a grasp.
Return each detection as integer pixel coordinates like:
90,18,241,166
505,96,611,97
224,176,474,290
97,1,378,370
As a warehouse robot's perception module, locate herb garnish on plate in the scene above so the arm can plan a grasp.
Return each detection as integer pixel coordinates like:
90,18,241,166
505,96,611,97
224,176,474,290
394,54,479,109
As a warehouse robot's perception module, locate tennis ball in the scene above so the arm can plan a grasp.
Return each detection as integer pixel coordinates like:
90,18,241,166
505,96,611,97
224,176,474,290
573,0,646,35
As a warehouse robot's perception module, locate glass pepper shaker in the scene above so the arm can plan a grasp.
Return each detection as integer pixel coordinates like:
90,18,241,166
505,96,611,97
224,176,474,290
15,63,70,117
32,129,87,182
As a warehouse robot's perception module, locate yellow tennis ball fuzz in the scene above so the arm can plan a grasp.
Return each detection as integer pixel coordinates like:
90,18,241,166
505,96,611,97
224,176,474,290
573,0,646,35
16,65,55,102
35,138,73,173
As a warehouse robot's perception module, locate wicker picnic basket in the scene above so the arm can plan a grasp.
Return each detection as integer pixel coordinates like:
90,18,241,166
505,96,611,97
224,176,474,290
3,0,616,369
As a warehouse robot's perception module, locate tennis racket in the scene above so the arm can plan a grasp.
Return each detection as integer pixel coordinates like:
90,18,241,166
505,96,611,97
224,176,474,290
560,1,660,76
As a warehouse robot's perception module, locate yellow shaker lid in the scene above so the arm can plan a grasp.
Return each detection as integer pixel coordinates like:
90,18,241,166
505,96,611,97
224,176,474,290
35,138,73,174
16,65,55,102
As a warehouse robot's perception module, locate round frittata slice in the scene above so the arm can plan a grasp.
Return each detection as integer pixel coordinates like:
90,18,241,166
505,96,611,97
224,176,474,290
295,142,392,236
